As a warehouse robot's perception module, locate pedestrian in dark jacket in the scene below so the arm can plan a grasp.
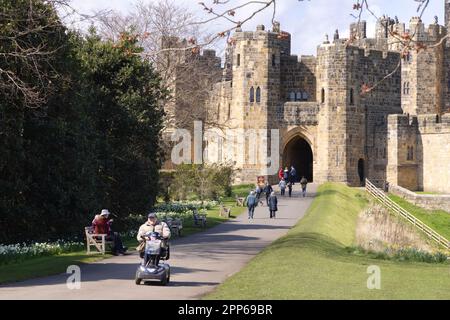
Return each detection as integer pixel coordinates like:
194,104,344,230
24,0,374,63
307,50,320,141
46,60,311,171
255,185,263,206
268,192,278,219
290,166,297,184
245,191,257,220
264,183,273,206
287,181,293,197
300,176,308,198
283,167,289,181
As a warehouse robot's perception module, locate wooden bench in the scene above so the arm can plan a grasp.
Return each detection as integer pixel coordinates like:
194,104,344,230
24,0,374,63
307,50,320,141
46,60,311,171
85,226,113,254
219,205,231,218
193,210,207,227
164,218,183,237
235,195,245,207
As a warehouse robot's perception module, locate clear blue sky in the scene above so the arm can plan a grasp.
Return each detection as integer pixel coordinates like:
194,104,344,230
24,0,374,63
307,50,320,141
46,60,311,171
70,0,445,56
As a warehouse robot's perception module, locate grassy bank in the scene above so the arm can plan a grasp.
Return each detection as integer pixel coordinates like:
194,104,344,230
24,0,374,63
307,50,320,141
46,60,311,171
206,183,450,300
388,194,450,240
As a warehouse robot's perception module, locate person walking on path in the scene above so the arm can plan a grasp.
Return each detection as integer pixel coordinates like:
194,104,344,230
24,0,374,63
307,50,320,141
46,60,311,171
300,176,308,198
264,182,273,206
278,167,284,181
255,184,264,206
290,166,297,184
279,178,287,196
283,167,289,181
287,181,293,198
245,191,257,220
268,192,278,219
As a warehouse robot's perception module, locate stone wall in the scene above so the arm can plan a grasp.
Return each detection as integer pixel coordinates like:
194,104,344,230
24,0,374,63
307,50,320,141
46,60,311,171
280,55,317,103
387,113,450,194
387,114,419,190
389,184,450,213
417,114,450,193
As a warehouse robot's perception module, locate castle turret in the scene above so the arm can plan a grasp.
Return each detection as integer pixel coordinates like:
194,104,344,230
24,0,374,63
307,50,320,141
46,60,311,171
399,14,447,116
446,0,450,45
316,40,401,186
230,24,289,180
445,0,450,112
350,21,367,40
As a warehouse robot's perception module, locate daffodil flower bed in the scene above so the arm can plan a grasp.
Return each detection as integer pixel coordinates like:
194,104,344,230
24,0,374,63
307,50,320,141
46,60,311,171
0,240,84,265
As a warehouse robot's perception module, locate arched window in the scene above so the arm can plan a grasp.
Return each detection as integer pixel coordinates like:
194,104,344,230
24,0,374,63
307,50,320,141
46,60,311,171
237,54,241,67
321,88,325,103
436,114,441,124
407,146,414,161
272,54,276,67
217,104,220,120
350,88,354,105
250,87,255,103
296,92,302,101
227,104,231,119
403,82,410,95
256,87,261,103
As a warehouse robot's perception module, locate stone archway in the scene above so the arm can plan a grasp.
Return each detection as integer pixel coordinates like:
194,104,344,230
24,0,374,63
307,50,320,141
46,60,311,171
283,136,314,182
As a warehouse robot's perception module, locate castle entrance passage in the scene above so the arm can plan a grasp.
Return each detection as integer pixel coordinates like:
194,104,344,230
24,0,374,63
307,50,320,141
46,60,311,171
283,136,313,182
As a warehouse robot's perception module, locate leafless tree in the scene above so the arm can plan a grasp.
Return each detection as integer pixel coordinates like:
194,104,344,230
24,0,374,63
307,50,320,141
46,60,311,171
0,0,105,108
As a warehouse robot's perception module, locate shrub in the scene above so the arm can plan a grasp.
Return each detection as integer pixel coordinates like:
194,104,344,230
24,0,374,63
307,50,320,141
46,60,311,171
170,163,235,200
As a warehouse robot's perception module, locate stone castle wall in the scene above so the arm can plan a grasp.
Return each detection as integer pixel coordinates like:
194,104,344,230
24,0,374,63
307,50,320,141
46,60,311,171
417,114,450,193
387,114,450,193
389,184,450,213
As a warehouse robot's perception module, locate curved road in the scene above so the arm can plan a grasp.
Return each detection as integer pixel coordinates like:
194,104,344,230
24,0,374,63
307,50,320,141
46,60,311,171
0,184,317,300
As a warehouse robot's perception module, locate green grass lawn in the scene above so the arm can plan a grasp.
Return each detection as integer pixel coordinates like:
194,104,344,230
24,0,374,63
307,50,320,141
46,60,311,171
0,185,249,285
388,194,450,240
206,183,450,300
0,252,108,284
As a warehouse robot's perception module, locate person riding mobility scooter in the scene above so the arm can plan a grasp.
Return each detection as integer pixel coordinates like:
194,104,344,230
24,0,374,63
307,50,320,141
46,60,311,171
135,213,171,285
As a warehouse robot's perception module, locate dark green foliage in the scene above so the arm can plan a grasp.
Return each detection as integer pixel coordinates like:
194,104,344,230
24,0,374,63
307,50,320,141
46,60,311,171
0,1,166,243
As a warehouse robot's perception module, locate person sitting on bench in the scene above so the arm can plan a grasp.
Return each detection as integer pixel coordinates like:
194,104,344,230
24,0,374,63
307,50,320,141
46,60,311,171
92,209,127,256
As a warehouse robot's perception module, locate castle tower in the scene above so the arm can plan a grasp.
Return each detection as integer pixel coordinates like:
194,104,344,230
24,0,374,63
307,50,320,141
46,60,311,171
445,0,450,112
229,24,290,181
401,17,447,115
350,21,367,40
446,0,450,43
315,43,366,186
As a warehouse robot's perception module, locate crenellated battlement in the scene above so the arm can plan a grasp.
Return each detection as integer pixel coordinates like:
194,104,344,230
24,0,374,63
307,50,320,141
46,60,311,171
388,17,447,45
388,114,419,128
418,114,450,132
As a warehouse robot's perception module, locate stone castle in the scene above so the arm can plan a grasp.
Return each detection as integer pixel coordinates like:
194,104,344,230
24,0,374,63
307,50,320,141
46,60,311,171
167,1,450,193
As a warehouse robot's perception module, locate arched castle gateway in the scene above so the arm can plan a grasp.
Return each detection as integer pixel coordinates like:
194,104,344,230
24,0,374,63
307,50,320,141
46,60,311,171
168,1,450,192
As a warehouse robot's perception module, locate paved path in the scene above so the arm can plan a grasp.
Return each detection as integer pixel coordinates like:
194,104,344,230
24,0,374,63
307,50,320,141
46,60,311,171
0,184,317,300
